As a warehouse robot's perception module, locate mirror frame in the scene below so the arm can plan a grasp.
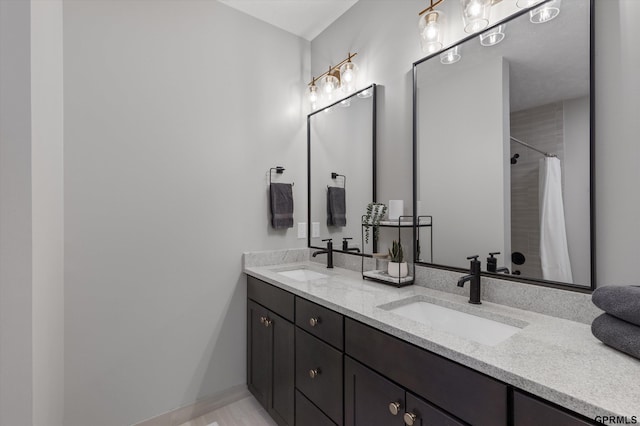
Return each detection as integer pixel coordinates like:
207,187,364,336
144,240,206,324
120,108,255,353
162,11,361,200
412,0,595,292
307,83,377,254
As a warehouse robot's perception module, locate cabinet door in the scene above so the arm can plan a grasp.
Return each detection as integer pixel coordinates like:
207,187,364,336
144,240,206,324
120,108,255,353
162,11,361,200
269,311,294,426
405,393,466,426
247,300,271,408
514,391,596,426
344,357,405,426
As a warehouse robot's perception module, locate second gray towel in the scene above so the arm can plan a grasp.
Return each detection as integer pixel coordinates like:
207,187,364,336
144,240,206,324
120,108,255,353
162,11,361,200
327,186,346,227
592,313,640,360
592,285,640,326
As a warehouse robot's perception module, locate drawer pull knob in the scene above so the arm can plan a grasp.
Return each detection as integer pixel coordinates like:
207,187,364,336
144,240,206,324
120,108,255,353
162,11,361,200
388,402,401,416
403,412,417,426
309,368,320,379
309,317,320,327
261,317,272,327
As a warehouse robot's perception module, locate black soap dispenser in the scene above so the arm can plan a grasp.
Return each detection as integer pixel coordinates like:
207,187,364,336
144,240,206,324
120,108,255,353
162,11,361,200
487,252,500,273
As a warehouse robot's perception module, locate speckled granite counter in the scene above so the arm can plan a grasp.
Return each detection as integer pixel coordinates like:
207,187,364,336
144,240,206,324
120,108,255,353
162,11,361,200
244,253,640,421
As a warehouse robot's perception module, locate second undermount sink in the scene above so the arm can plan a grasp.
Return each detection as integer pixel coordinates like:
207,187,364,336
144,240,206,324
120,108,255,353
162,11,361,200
384,300,524,346
278,268,329,282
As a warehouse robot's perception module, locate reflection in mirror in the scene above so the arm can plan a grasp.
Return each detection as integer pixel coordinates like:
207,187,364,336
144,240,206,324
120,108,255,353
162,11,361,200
414,0,593,288
308,85,376,252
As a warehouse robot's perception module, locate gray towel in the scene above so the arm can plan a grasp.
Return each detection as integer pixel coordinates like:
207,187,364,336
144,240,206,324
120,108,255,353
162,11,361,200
326,186,346,227
270,183,294,229
592,313,640,360
592,286,640,327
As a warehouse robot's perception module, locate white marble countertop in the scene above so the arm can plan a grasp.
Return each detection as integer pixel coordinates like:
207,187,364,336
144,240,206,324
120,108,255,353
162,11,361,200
244,260,640,421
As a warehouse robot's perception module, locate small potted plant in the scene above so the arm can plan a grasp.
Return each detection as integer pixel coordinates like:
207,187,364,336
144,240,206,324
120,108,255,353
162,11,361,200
363,202,387,244
387,240,408,278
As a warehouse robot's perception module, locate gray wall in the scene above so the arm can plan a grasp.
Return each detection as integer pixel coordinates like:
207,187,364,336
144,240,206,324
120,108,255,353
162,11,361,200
595,0,640,286
312,0,640,287
63,1,308,425
0,1,34,424
0,1,65,425
31,0,65,425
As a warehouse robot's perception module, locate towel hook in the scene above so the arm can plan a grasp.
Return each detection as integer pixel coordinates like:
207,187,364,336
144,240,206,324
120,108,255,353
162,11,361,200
269,166,294,186
329,172,346,189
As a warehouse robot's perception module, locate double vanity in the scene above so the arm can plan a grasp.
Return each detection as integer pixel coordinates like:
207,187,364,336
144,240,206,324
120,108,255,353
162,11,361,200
244,249,640,426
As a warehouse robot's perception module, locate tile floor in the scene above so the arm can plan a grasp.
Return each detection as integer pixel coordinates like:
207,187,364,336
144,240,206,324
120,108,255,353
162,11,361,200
178,395,277,426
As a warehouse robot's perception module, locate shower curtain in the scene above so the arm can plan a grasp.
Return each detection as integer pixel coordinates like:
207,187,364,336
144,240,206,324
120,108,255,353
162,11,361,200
539,157,573,283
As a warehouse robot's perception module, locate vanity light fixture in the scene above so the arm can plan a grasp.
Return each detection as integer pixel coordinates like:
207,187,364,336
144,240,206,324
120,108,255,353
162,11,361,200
307,52,358,109
440,45,461,64
479,24,506,46
418,0,445,53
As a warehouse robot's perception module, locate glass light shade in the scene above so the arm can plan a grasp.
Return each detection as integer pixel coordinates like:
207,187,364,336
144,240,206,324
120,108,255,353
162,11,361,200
530,0,561,23
308,84,319,110
440,46,461,65
461,0,491,33
340,61,358,94
321,73,339,101
479,24,506,46
419,11,444,54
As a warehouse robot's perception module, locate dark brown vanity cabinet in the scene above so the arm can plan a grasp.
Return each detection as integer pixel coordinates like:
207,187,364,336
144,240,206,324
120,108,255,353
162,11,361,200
345,357,465,426
247,277,295,426
345,318,507,426
247,276,599,426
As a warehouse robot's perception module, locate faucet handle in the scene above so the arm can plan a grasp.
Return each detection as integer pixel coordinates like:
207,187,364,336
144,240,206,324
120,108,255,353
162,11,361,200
342,237,352,241
466,255,479,261
488,252,500,258
322,238,333,242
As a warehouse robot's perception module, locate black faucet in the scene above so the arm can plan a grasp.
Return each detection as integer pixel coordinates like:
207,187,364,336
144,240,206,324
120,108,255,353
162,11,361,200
312,238,334,268
457,255,482,304
342,237,360,253
486,252,510,274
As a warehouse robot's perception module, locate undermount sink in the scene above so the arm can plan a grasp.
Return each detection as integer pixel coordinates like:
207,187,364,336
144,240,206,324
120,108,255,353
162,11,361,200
278,268,329,282
385,300,523,346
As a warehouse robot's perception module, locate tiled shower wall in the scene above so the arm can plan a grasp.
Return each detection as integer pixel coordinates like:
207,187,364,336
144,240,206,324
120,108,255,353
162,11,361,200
510,102,564,279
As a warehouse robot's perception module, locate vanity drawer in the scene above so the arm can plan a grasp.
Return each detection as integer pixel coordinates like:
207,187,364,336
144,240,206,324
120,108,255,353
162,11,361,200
345,318,507,426
296,390,337,426
296,328,343,425
247,275,294,322
514,391,597,426
295,297,344,350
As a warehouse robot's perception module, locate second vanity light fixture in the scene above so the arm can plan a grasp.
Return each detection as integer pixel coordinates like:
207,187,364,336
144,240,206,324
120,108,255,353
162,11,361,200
307,52,359,110
419,0,561,57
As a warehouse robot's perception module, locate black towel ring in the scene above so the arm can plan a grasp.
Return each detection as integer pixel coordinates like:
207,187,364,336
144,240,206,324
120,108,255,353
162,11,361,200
269,166,294,187
328,172,346,189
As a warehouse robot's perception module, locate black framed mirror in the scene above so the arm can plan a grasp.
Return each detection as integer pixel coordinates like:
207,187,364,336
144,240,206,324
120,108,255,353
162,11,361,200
412,0,594,291
307,84,377,254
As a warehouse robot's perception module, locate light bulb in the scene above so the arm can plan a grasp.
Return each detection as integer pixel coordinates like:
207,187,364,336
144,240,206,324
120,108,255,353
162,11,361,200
308,85,318,104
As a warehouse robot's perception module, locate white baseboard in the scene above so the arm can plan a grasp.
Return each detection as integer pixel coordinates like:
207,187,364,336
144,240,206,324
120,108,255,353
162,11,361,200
132,384,250,426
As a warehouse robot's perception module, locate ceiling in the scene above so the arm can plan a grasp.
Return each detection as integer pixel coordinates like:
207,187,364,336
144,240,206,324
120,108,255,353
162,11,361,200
217,0,359,41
